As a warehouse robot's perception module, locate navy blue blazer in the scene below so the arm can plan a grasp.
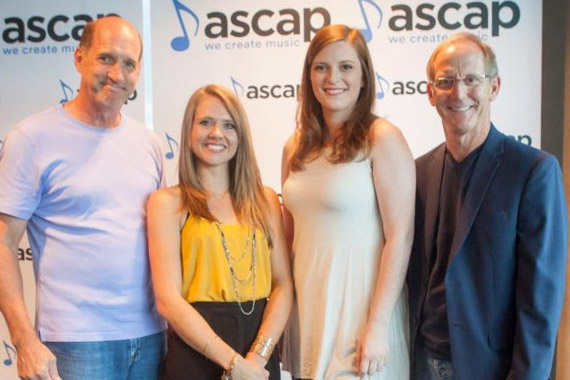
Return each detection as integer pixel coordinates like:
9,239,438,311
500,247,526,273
408,125,568,379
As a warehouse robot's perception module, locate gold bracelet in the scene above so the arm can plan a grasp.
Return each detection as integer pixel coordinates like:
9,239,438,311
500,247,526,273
249,334,275,360
221,351,240,380
202,334,218,356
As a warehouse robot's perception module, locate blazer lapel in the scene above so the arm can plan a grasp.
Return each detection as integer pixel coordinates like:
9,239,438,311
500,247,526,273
424,144,446,269
448,125,504,264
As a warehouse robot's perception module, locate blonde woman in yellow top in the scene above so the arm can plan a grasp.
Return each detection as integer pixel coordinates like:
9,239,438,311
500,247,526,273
147,85,293,380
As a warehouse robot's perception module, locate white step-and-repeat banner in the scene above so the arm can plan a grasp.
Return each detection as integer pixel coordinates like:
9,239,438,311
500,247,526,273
0,1,540,378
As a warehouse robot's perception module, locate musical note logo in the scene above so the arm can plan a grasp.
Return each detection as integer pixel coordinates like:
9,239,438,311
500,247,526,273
3,340,16,366
357,0,383,42
165,133,179,160
230,77,245,97
59,79,74,104
375,72,390,99
171,0,200,51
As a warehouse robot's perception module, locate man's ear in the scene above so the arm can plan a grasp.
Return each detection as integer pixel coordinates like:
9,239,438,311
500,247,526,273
489,75,501,101
73,47,84,72
427,81,436,106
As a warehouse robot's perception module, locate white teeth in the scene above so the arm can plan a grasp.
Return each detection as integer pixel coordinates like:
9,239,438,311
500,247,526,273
205,143,225,152
325,89,345,95
450,106,471,111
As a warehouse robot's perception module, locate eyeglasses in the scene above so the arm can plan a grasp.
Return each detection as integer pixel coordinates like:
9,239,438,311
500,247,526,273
432,74,493,90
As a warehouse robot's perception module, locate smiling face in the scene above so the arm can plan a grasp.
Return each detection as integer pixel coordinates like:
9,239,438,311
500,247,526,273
190,95,239,171
427,40,500,144
75,18,141,112
310,41,363,124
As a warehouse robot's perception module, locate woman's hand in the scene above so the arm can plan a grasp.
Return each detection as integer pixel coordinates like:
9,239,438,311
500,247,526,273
354,321,390,376
230,355,269,380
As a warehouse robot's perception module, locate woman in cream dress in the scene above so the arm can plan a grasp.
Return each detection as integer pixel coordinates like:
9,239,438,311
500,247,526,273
281,25,415,380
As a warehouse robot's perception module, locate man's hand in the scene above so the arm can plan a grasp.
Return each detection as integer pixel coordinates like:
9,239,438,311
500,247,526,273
16,335,60,380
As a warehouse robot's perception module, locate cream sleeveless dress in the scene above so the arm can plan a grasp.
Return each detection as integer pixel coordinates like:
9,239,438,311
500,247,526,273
282,151,409,380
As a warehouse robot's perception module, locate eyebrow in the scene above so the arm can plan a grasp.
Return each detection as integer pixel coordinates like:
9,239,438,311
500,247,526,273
313,58,356,65
197,116,233,123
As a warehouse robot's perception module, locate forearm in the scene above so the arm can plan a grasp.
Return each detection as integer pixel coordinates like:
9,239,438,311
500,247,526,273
368,236,411,325
256,281,293,341
247,280,292,365
0,244,36,347
257,187,294,342
158,294,236,369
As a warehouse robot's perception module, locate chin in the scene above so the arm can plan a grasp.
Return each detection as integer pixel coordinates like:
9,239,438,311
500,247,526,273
100,96,127,108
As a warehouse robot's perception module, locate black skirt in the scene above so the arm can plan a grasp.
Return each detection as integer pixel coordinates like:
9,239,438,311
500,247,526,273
162,299,281,380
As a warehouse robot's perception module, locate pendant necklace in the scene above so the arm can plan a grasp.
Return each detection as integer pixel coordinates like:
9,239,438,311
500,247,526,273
215,221,257,315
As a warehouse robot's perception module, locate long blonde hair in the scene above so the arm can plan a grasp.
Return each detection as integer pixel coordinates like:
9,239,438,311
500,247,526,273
290,24,377,171
178,85,273,247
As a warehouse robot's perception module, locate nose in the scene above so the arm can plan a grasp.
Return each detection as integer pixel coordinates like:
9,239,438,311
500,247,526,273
208,123,224,138
326,66,340,83
107,63,125,83
449,79,468,98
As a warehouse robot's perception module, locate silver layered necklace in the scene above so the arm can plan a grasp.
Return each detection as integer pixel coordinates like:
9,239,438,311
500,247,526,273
214,221,257,316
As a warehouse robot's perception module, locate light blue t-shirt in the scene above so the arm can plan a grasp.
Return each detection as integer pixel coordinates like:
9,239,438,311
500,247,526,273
0,106,166,341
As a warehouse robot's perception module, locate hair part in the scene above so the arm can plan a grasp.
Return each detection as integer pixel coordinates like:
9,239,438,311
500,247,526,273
290,24,377,171
79,16,143,61
178,85,273,247
426,32,499,80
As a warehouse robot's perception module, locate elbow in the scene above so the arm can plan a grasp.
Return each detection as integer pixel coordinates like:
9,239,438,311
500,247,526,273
155,299,169,319
272,277,294,313
155,297,170,320
283,279,294,307
154,292,177,321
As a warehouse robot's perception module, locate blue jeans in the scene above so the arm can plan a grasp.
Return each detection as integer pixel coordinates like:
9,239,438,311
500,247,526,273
413,346,454,380
44,331,166,380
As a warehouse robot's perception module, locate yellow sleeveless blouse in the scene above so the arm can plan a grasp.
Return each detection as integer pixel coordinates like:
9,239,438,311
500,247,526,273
180,216,272,302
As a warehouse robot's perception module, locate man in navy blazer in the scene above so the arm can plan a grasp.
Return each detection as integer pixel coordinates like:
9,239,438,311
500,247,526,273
408,32,568,380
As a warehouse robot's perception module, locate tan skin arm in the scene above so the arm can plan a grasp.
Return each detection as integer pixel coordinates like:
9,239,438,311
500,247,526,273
246,187,293,365
280,134,297,257
0,213,60,380
355,120,416,375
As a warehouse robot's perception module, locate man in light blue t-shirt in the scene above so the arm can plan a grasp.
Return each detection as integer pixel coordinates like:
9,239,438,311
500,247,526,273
0,16,166,380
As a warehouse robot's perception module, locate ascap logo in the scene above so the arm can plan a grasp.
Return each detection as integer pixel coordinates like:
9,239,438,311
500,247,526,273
356,0,383,42
164,133,179,160
231,77,299,100
2,339,16,366
169,0,330,51
170,0,199,51
391,80,428,95
387,1,520,36
204,8,329,42
1,13,118,44
375,72,390,99
59,79,75,104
